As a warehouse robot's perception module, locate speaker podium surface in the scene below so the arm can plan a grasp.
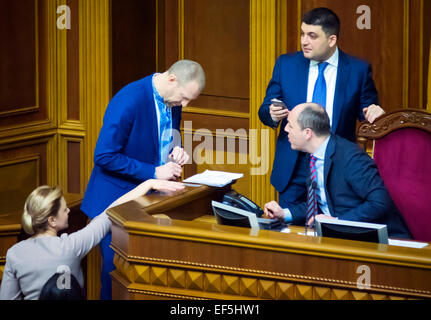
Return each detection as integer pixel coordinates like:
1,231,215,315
107,185,431,300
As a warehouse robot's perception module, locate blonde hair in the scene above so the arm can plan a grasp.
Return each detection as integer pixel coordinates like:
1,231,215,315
22,186,63,235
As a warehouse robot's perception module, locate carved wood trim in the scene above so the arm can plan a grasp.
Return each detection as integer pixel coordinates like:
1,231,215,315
112,249,431,298
357,109,431,139
112,254,426,300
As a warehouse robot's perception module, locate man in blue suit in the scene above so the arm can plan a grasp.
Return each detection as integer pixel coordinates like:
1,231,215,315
259,7,385,212
264,103,411,239
81,60,205,299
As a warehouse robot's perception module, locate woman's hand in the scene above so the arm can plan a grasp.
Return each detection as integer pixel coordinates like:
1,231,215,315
108,180,185,208
149,179,185,193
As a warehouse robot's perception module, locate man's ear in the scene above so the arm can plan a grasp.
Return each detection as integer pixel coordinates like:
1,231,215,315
305,128,313,140
328,34,337,48
167,73,177,83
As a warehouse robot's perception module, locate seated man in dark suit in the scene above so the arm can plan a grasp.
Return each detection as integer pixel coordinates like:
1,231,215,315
264,103,411,239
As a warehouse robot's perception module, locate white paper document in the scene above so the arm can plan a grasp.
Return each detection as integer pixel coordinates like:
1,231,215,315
183,170,243,187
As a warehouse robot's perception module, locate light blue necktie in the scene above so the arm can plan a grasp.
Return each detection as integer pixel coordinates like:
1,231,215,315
159,106,172,165
312,62,329,108
152,76,173,165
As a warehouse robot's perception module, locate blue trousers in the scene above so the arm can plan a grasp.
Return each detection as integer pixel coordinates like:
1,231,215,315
99,232,115,300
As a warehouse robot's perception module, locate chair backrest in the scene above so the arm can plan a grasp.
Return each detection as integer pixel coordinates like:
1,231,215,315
357,109,431,242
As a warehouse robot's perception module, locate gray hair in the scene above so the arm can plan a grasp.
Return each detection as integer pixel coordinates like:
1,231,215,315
168,59,206,91
297,104,331,137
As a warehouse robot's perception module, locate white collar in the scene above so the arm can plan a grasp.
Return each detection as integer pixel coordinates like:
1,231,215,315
310,47,339,68
312,136,330,160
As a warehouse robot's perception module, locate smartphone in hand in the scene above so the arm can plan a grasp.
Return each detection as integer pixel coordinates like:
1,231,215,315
271,98,287,109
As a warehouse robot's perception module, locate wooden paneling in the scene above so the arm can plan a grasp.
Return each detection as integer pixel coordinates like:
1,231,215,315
183,132,250,196
0,0,58,133
111,0,157,96
184,0,250,113
0,138,52,216
67,139,82,194
66,0,80,121
0,0,37,115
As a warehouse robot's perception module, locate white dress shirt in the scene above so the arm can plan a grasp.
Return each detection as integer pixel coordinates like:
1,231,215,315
283,136,332,223
311,136,331,216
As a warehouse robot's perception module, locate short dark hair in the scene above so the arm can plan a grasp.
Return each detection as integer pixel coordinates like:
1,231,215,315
302,7,340,37
297,104,331,137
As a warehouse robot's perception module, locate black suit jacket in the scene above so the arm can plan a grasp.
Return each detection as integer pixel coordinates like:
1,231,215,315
289,135,411,239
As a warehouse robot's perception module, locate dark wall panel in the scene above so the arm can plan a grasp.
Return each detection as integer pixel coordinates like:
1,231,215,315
67,0,80,120
0,0,36,114
111,0,157,96
184,0,250,113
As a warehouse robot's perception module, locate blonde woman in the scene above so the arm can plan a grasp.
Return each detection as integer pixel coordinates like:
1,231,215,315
0,179,184,300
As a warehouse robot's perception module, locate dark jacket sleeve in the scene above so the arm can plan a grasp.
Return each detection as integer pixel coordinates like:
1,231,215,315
358,63,379,121
258,56,283,128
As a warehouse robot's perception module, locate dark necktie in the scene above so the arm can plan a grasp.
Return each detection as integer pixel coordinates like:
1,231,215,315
312,62,329,108
306,155,318,228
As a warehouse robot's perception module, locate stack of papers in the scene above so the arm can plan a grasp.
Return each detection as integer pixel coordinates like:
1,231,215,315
183,170,243,187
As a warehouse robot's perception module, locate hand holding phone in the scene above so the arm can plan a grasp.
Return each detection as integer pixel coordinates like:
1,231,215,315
269,98,289,123
271,98,287,109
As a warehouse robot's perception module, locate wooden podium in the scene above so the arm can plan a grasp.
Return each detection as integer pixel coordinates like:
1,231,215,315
107,184,431,300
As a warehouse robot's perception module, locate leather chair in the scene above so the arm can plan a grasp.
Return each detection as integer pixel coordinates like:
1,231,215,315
357,109,431,242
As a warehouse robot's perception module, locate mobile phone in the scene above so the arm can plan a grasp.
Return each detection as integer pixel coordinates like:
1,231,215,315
271,98,287,109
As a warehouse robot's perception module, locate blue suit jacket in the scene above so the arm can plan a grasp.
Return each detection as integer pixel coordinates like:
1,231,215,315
81,74,182,218
289,135,411,238
258,50,379,194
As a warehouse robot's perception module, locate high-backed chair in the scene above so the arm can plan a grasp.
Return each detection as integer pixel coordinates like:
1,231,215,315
357,109,431,241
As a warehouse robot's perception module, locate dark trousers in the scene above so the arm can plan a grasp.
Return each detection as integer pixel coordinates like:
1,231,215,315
278,152,308,225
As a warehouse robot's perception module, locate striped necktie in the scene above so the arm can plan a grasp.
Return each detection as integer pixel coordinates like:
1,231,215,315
306,155,318,228
312,62,329,108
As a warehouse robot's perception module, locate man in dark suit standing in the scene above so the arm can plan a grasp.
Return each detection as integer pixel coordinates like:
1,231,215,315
264,103,411,239
259,7,385,211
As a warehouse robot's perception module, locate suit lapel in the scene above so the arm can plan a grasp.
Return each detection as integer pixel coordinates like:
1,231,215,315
324,135,336,216
332,50,350,133
298,54,310,105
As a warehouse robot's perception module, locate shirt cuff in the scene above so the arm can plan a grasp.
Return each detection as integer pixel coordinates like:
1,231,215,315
283,208,293,223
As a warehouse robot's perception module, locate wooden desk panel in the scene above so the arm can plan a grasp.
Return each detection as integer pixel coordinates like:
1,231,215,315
108,185,431,300
0,213,22,283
